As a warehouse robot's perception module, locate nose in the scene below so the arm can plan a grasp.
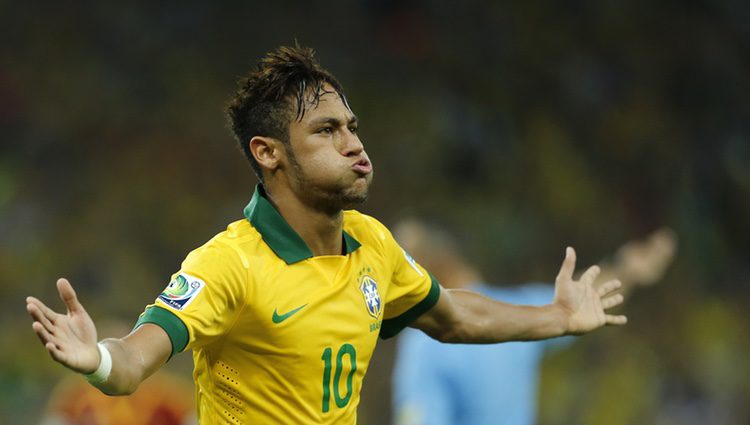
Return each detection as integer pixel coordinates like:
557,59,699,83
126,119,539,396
340,131,364,157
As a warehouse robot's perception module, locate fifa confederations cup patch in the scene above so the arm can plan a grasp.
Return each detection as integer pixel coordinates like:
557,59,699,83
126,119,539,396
402,249,424,277
158,273,206,311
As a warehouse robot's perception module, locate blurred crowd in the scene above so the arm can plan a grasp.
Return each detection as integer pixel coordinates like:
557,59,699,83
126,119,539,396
1,1,748,424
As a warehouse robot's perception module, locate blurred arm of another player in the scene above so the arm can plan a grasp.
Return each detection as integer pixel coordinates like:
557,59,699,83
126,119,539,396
412,247,627,343
595,227,678,295
26,279,171,395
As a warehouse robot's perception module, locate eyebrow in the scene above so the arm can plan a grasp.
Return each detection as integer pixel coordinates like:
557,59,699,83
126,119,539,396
308,115,359,128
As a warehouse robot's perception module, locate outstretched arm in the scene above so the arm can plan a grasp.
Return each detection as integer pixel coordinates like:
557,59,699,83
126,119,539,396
26,278,172,395
411,247,626,343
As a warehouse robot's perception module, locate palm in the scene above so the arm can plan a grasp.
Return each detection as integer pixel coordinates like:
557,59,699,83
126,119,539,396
554,247,627,334
27,278,100,373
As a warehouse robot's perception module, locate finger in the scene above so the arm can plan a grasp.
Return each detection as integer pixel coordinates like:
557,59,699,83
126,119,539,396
27,303,56,332
57,278,83,314
579,265,601,285
32,321,58,346
596,279,622,297
601,294,624,309
606,314,627,326
26,296,61,323
556,247,577,282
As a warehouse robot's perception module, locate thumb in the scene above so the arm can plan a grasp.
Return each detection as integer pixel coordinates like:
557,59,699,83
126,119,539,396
57,278,83,314
556,247,576,282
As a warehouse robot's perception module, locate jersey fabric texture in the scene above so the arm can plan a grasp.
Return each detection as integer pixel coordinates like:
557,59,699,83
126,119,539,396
392,283,572,425
135,185,440,425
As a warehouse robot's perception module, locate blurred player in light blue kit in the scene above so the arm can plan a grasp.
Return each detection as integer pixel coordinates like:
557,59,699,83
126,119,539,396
392,219,676,425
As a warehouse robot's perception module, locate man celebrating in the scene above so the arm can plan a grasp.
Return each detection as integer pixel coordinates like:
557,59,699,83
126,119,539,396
26,45,626,424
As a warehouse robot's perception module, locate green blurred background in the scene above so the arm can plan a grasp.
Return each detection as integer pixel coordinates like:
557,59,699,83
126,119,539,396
2,1,749,424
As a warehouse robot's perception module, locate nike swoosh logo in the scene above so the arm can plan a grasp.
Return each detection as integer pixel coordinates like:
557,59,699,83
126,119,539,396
272,304,307,324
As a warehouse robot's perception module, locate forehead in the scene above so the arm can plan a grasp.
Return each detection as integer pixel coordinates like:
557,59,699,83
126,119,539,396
296,85,353,123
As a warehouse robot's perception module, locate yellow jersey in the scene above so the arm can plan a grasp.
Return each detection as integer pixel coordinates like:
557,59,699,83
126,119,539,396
135,185,440,424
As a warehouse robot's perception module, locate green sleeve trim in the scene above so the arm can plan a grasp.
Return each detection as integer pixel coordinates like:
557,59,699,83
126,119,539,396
380,275,441,339
134,306,189,359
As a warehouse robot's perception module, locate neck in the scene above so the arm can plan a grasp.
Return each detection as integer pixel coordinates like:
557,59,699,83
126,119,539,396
264,183,344,257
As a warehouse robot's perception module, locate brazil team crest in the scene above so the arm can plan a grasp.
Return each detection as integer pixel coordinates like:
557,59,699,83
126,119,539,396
359,274,382,319
158,273,205,311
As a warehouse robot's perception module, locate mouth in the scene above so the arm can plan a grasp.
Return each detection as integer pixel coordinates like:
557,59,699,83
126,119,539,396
351,158,372,175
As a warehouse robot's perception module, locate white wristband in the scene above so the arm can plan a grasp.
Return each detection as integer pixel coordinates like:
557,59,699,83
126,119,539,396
84,342,112,384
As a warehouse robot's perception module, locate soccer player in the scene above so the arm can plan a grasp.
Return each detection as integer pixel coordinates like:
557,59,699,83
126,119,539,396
392,219,676,425
26,45,628,424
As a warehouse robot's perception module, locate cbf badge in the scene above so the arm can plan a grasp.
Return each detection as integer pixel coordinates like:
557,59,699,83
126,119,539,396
359,275,382,319
158,273,205,311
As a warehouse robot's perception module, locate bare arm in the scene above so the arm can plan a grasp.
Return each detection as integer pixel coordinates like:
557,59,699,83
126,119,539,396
26,278,172,395
411,247,627,343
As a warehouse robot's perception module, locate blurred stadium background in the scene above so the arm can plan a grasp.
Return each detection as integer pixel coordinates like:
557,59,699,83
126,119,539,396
1,1,749,424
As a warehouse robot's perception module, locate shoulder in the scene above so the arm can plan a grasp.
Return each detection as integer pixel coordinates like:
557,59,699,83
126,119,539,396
343,210,396,246
183,219,260,270
216,218,261,246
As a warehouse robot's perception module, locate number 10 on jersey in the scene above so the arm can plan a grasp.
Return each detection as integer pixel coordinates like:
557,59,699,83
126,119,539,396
321,344,357,413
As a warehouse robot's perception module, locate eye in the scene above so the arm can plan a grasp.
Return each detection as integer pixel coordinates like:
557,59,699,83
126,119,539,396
318,127,333,135
348,126,358,134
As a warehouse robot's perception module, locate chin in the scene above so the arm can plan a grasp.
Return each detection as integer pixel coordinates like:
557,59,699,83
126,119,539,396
339,183,369,208
328,178,371,211
340,192,368,209
306,173,372,212
314,191,367,214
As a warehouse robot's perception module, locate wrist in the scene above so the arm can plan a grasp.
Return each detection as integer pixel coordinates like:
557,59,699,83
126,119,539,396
84,342,112,384
547,302,573,336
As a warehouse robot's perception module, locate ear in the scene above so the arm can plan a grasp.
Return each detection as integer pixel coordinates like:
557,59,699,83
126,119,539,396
249,136,284,173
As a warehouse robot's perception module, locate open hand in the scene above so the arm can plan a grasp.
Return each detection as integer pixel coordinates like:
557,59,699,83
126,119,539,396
614,227,677,286
554,247,627,335
26,278,100,374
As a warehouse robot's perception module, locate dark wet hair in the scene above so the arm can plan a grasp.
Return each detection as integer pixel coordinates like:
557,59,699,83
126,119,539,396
226,44,347,182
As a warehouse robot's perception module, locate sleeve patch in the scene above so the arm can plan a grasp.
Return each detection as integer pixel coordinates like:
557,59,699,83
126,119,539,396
402,249,424,277
157,273,205,311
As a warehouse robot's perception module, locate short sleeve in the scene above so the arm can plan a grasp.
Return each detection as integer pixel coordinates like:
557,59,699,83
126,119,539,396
135,240,248,357
378,229,441,339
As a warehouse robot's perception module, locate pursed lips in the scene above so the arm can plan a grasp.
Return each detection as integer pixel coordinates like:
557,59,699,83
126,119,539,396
351,158,372,175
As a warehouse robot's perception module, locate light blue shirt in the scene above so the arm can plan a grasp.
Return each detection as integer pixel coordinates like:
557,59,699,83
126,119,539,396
392,283,572,425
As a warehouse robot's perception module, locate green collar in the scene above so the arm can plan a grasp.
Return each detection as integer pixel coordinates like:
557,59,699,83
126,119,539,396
243,185,362,264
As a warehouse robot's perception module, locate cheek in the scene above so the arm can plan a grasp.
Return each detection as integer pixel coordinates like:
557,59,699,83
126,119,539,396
294,148,342,178
311,141,345,163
